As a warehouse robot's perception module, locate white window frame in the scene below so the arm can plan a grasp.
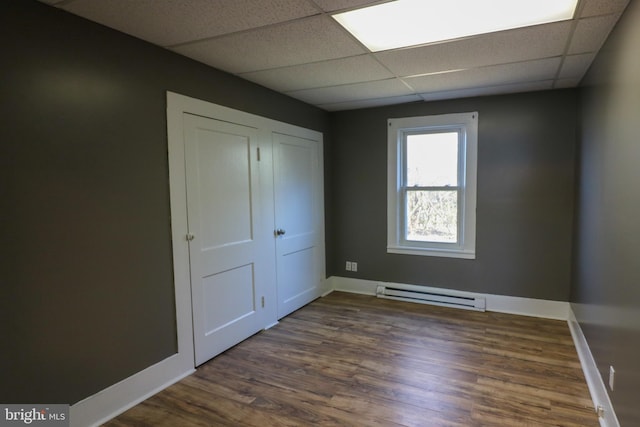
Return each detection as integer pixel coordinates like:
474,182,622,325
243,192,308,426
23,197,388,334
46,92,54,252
387,112,477,259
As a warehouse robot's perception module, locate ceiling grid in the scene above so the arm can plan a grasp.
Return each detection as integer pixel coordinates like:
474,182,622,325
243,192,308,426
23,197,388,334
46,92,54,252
39,0,630,111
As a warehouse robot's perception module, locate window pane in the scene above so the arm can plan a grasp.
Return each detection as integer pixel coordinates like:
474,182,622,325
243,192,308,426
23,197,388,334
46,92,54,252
406,190,458,243
406,132,458,187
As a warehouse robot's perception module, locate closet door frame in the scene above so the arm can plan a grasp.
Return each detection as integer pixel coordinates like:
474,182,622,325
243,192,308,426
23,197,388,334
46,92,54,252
166,91,326,368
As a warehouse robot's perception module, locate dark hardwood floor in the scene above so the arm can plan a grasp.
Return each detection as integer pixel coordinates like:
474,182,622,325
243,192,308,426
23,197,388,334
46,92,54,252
105,292,599,426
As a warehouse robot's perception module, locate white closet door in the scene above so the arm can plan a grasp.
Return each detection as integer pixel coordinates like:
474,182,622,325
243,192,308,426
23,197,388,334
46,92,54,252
184,113,266,366
273,132,323,319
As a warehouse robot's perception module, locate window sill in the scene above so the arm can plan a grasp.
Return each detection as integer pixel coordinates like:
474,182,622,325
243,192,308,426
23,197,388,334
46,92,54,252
387,246,476,259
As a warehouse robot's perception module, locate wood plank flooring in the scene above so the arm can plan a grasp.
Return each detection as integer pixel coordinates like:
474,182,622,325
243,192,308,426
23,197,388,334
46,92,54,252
105,292,599,426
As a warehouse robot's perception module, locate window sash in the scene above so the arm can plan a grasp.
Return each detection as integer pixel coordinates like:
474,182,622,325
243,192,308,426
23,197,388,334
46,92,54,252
402,187,462,245
400,128,465,247
387,112,477,259
404,130,460,187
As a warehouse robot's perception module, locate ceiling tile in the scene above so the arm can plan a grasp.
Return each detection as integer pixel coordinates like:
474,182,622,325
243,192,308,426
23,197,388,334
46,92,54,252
404,58,561,94
319,94,423,111
173,15,366,74
62,0,319,46
559,53,596,79
239,54,393,92
287,78,413,105
375,21,572,77
580,0,630,18
36,0,628,109
568,14,620,54
419,81,554,102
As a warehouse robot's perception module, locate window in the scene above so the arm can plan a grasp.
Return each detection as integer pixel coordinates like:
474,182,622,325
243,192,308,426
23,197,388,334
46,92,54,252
387,112,477,258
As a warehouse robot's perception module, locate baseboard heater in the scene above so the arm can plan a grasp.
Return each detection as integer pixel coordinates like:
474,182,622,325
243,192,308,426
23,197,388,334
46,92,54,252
376,283,486,312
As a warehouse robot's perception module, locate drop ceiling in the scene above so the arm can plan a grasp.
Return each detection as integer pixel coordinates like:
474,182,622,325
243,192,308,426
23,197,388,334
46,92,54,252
39,0,629,111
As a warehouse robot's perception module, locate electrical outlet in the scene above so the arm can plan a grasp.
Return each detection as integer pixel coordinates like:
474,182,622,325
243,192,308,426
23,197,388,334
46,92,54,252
609,366,615,391
345,261,352,271
351,262,358,272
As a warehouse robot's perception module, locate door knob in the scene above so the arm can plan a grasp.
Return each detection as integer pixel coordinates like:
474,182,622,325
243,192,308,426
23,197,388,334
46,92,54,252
275,228,286,236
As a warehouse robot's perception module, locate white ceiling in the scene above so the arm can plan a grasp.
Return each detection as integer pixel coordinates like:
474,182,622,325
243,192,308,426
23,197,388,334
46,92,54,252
39,0,629,111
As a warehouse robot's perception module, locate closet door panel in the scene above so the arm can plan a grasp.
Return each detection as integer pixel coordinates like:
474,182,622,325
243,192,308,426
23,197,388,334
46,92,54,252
273,132,323,319
184,113,266,366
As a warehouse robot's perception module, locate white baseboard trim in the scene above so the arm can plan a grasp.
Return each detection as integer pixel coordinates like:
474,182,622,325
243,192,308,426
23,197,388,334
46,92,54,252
327,276,379,296
328,277,617,425
70,353,194,427
68,278,616,427
327,276,570,320
568,308,619,427
486,293,569,320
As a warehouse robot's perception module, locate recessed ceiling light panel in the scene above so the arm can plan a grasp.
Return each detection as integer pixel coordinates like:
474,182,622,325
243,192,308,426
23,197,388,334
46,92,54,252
333,0,578,52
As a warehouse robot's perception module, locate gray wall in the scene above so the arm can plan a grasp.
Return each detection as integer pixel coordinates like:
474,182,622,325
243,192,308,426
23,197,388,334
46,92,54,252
0,0,328,404
572,0,640,424
7,1,638,422
328,91,578,301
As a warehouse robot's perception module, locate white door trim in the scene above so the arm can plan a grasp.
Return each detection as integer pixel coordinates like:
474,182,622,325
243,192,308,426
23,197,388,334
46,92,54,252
167,91,326,365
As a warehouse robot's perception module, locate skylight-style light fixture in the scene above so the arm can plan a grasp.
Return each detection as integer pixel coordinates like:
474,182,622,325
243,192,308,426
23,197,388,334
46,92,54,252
333,0,579,52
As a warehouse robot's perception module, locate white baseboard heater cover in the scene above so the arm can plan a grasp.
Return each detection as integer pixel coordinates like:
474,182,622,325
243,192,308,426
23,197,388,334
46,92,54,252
376,284,486,311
